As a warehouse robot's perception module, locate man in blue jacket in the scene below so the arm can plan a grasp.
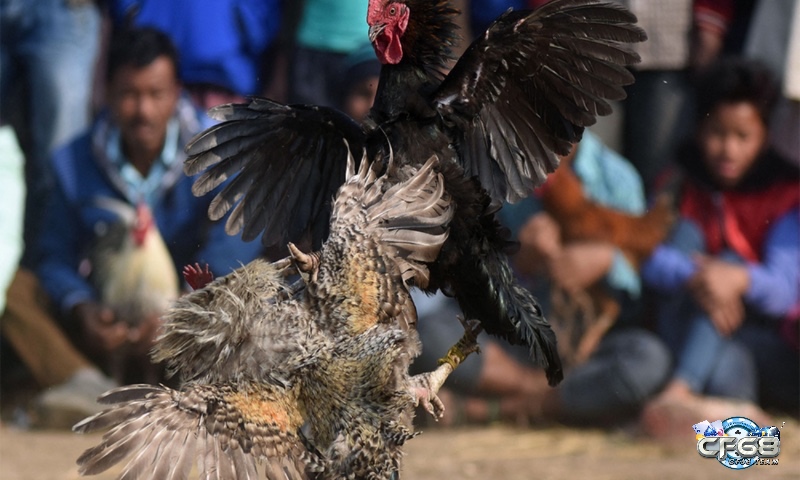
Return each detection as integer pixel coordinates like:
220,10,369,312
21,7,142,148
2,27,261,427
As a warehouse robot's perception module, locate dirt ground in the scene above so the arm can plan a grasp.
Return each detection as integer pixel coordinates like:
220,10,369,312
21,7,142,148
0,419,797,480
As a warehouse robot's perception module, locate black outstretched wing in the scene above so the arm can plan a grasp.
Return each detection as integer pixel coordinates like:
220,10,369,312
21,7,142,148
184,98,367,248
432,0,646,203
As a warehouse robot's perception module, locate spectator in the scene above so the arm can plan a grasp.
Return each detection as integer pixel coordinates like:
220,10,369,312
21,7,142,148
641,59,799,429
109,0,281,110
0,127,25,312
288,0,370,107
0,0,102,267
338,43,382,122
615,0,695,194
412,131,673,427
691,0,757,70
688,0,798,163
2,269,116,430
743,0,799,164
2,28,261,428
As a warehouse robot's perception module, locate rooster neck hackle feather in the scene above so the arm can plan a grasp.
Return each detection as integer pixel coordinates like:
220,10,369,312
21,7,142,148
398,0,460,70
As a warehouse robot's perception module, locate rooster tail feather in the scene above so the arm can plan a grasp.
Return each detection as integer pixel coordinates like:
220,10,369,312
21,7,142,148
508,282,563,386
455,249,563,385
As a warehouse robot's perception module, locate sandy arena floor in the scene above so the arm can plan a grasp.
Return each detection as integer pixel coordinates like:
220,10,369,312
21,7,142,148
1,419,797,479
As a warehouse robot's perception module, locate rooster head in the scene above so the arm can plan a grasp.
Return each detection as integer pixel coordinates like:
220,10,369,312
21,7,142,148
133,203,154,247
367,1,410,64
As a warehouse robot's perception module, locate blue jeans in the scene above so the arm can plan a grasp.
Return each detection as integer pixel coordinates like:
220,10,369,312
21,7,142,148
655,219,799,410
736,323,799,415
559,328,671,423
0,0,100,266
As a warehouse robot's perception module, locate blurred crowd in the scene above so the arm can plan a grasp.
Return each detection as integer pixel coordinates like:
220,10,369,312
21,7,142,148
0,0,797,438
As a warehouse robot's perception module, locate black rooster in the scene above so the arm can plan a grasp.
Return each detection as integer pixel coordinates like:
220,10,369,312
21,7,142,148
184,0,646,386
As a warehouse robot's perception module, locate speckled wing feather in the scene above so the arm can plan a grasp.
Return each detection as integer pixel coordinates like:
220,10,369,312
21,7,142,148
432,0,646,202
152,258,329,384
308,149,453,335
183,98,366,249
74,383,324,480
335,148,454,288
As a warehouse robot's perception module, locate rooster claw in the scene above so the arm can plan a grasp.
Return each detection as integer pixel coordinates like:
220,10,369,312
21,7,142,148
409,378,446,420
409,318,483,421
183,263,214,290
287,243,321,282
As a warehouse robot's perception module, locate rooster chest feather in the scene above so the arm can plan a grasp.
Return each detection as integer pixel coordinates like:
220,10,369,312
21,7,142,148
90,201,179,325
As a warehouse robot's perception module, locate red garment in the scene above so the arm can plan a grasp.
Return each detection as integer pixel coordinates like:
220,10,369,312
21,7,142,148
680,179,800,262
693,0,734,34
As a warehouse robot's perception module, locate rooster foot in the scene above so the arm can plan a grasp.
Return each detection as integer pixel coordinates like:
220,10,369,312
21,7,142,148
410,317,482,421
183,263,214,290
287,243,321,282
408,372,448,420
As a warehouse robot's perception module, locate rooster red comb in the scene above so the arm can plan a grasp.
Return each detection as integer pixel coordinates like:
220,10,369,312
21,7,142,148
367,0,391,22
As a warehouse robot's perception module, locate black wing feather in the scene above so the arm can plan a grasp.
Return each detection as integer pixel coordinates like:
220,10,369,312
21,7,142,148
432,0,646,203
184,99,367,248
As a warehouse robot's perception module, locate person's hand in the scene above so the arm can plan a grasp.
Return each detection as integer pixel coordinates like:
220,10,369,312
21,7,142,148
708,296,745,337
688,256,749,336
548,241,615,294
126,313,162,355
515,213,562,275
72,301,127,353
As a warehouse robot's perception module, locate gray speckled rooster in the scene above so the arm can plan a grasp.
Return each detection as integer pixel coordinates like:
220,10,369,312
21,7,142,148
73,150,480,480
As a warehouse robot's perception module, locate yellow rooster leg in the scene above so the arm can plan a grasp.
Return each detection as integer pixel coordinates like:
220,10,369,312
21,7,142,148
409,317,482,420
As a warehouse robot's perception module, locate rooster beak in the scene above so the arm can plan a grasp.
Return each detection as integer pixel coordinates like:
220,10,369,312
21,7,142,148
368,23,386,42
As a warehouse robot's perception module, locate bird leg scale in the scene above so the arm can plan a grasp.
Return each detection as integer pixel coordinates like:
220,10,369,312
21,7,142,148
287,242,321,282
439,317,483,370
409,318,482,420
268,255,305,278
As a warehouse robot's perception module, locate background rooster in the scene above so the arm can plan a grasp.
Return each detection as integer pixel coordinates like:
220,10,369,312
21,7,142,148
184,0,648,385
74,152,480,480
89,196,179,328
539,155,673,366
87,197,180,382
